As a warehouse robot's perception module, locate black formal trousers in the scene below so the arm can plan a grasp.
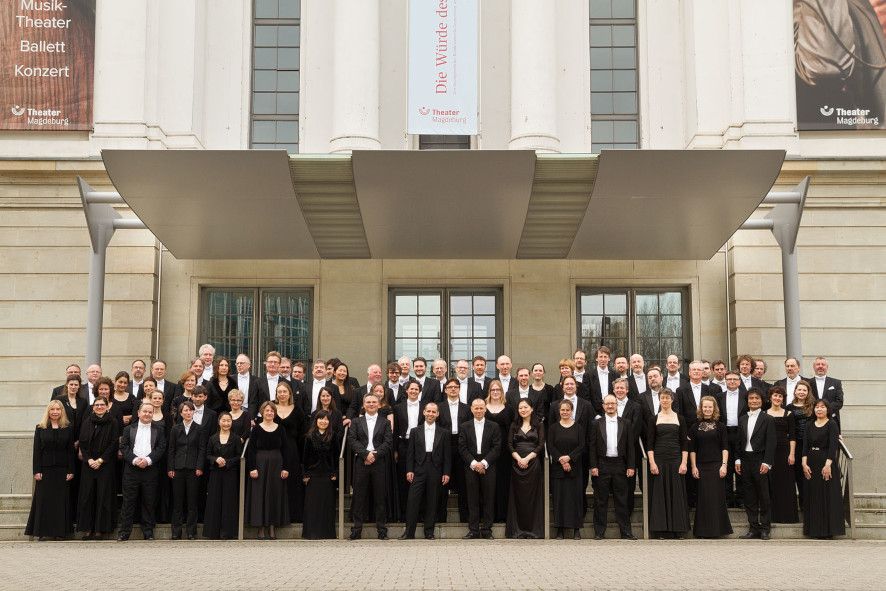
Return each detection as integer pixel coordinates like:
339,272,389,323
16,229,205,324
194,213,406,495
439,434,468,522
405,453,442,537
592,457,630,536
351,459,387,534
726,426,743,505
171,468,199,537
119,464,159,537
464,463,496,535
742,451,771,534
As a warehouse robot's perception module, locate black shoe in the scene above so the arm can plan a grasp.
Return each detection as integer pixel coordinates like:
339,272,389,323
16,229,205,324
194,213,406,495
481,531,494,540
739,531,759,539
170,534,182,541
573,530,582,540
621,532,637,540
397,533,415,540
81,533,94,541
760,531,771,540
463,532,480,539
555,528,564,540
425,533,436,540
593,533,603,540
143,534,154,541
187,534,196,540
377,532,389,540
348,530,361,541
116,534,129,542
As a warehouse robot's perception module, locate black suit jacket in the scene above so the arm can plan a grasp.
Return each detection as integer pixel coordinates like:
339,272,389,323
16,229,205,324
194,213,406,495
393,401,430,452
347,413,393,461
496,375,519,397
255,375,291,412
300,380,343,418
420,378,445,405
663,372,690,393
168,422,206,471
406,423,451,476
457,419,501,466
437,400,472,435
120,421,167,467
676,382,715,425
587,415,636,470
467,375,492,402
139,380,183,414
229,374,262,415
506,388,546,421
809,376,844,422
548,396,593,431
738,375,770,401
716,390,748,426
619,398,645,436
627,374,647,401
588,370,612,416
52,383,87,401
738,411,776,467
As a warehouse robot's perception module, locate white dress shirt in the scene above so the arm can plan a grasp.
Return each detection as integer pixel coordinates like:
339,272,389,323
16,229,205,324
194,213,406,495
666,373,681,392
155,379,166,394
785,376,800,405
741,374,752,390
406,400,421,437
605,416,619,457
447,400,460,434
650,390,661,415
183,420,193,436
616,397,627,417
563,395,578,420
424,422,436,452
596,367,609,390
745,409,761,452
87,382,96,405
518,386,529,399
266,374,280,400
711,379,726,392
133,421,153,465
499,375,511,392
388,381,401,404
573,370,585,383
471,419,488,469
202,364,213,382
193,405,205,425
458,379,468,404
365,413,378,452
633,373,647,393
725,390,740,427
311,379,325,412
691,382,703,407
815,375,827,399
237,373,250,406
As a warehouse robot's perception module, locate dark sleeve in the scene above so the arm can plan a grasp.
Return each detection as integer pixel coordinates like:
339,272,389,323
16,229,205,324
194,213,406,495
586,421,597,470
687,423,697,453
377,420,393,458
347,422,367,461
405,435,416,473
570,424,586,463
206,436,220,468
31,427,42,473
246,426,258,471
718,423,728,453
65,427,76,473
507,424,518,455
457,428,473,465
485,422,501,465
827,421,840,463
802,423,810,457
625,424,636,470
832,380,844,412
150,426,167,465
228,437,243,469
546,424,561,460
646,417,657,452
678,416,688,453
121,425,134,464
442,432,452,477
532,424,545,457
763,417,777,467
279,428,291,472
100,421,120,463
786,412,796,443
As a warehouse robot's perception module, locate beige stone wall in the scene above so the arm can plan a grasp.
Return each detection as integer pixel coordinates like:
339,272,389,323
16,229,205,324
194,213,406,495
729,160,886,433
0,162,158,433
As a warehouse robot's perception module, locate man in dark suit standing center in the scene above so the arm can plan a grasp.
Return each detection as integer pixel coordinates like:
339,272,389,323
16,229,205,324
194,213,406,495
348,392,393,540
736,388,776,540
458,398,501,539
399,402,451,540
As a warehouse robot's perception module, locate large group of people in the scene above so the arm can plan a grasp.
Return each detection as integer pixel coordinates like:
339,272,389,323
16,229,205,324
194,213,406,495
25,345,847,541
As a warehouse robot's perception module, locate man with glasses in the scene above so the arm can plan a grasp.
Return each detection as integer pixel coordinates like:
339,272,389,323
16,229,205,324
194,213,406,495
722,370,748,507
234,355,260,412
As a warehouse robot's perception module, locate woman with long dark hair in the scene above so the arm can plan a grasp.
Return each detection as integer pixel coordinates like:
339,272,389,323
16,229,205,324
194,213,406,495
302,410,339,539
208,357,236,412
505,399,545,539
328,362,354,428
56,374,85,524
547,398,585,539
767,386,799,523
76,397,120,540
274,381,305,523
786,380,814,507
25,400,75,540
203,412,243,539
646,388,690,539
802,399,845,539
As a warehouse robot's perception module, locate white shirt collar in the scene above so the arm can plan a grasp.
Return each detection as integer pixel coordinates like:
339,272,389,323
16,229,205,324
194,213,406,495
747,409,761,417
606,415,618,423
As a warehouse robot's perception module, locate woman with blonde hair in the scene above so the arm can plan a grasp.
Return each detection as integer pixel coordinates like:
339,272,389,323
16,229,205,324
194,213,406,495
786,380,814,507
688,396,731,538
485,379,513,522
25,400,75,540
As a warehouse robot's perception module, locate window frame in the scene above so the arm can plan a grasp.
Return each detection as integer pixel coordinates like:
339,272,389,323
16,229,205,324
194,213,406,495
199,286,314,375
576,286,692,368
387,287,504,374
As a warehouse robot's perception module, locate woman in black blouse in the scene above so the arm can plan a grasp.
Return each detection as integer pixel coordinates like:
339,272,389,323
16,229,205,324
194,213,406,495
25,400,75,540
547,399,585,539
208,357,236,413
530,363,556,422
646,389,690,539
688,396,731,538
802,399,845,539
227,389,252,443
56,374,85,524
247,401,291,539
786,380,813,507
506,399,545,539
76,397,119,540
302,410,339,539
203,412,243,539
766,387,798,523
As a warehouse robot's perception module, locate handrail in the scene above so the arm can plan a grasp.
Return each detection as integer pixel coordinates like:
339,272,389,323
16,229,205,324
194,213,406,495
338,425,349,540
638,437,649,540
237,437,250,541
543,442,550,540
838,438,855,539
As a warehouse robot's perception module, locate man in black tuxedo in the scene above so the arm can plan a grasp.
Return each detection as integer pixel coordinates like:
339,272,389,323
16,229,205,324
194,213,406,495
736,389,776,540
588,346,612,416
438,378,472,523
255,350,288,410
399,402,451,540
347,363,384,419
458,398,501,539
348,393,394,540
572,349,592,393
612,356,631,385
507,367,545,422
588,395,637,540
468,356,492,402
810,356,844,427
51,364,86,400
495,355,519,397
393,382,425,516
628,354,648,401
233,354,262,415
721,371,748,507
117,402,167,541
126,359,146,397
167,400,205,540
386,362,408,406
640,366,665,424
422,358,448,404
612,378,643,518
664,355,689,393
753,359,771,387
737,354,770,406
305,359,338,417
773,357,805,406
140,360,182,415
709,360,728,392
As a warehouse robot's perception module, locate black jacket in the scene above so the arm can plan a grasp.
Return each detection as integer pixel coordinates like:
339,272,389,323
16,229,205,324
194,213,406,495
738,411,776,467
457,419,501,465
120,421,167,468
405,423,451,476
347,414,393,461
168,422,206,471
587,415,636,470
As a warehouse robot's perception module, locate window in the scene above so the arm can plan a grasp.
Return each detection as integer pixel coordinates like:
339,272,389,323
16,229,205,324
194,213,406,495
389,288,502,375
589,0,639,152
251,0,301,153
577,287,690,369
419,135,471,150
201,287,312,373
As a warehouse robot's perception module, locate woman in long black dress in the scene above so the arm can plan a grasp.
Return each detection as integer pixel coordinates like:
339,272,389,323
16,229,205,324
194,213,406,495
547,399,585,539
228,389,252,443
247,401,291,539
786,380,813,508
148,387,172,523
302,410,339,539
766,387,798,523
506,399,545,539
485,380,513,522
371,382,401,522
688,395,732,538
274,382,305,523
328,363,355,430
56,374,85,524
530,363,556,423
207,357,236,413
76,397,119,539
110,372,135,495
647,388,690,538
203,412,243,539
25,400,75,540
802,399,845,538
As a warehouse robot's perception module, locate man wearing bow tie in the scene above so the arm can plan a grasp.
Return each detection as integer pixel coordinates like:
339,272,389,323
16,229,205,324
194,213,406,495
736,389,776,540
809,356,844,428
348,393,394,540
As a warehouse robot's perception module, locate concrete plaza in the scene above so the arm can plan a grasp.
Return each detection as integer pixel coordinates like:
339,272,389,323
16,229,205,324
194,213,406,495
1,538,881,590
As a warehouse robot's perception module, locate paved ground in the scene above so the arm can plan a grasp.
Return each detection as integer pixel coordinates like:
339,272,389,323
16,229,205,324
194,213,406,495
1,538,881,590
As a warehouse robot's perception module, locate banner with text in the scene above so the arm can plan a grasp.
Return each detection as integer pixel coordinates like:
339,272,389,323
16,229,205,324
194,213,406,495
407,0,478,135
794,0,886,130
0,0,96,131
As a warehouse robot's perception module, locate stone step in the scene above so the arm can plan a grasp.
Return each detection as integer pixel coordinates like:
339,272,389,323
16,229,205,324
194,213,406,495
0,495,32,511
853,494,886,510
853,508,886,525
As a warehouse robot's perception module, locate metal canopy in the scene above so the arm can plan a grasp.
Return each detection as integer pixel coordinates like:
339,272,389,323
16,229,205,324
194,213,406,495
101,148,786,260
569,149,786,259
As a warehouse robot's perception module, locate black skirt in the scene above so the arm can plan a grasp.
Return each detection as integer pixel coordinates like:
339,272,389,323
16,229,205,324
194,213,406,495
25,466,72,538
692,463,733,538
770,440,799,523
247,449,289,527
302,475,337,539
77,461,117,534
803,449,845,537
203,466,240,539
551,475,584,529
505,456,544,538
